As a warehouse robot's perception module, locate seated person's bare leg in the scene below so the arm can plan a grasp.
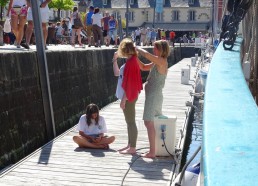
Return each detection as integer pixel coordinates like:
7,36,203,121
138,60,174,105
73,136,107,149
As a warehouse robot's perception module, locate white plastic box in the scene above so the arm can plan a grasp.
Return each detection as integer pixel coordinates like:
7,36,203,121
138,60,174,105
181,68,190,84
154,115,177,156
191,57,196,67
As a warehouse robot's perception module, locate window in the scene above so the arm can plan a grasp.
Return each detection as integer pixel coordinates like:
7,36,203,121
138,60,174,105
103,0,107,5
172,11,179,21
130,0,134,5
189,11,195,21
128,11,134,21
157,12,163,22
60,10,64,18
113,11,119,19
145,11,149,22
189,0,194,4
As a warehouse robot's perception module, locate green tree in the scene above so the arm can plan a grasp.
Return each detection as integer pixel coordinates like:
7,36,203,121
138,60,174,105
0,0,9,20
49,0,74,20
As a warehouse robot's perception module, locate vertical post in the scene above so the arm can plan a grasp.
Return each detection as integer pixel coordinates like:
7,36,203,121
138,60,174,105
0,25,3,46
152,0,156,28
126,0,129,37
31,0,56,139
212,0,217,43
118,15,123,41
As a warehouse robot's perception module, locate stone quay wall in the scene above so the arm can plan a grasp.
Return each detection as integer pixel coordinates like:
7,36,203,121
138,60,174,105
0,46,195,169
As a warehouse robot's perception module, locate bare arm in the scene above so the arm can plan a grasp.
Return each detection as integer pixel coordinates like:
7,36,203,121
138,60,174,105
136,47,167,74
79,131,93,140
26,0,31,7
137,57,154,71
137,47,161,65
6,0,13,16
112,52,119,76
40,0,51,8
84,13,87,26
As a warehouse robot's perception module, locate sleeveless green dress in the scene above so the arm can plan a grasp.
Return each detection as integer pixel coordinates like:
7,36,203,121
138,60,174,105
143,65,167,121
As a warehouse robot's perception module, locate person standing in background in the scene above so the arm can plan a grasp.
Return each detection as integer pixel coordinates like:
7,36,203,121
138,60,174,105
102,11,110,46
6,0,28,48
22,0,51,50
84,6,94,47
150,29,157,46
135,28,141,46
169,30,176,47
70,7,83,47
160,29,166,40
140,27,147,46
108,14,118,48
91,7,103,47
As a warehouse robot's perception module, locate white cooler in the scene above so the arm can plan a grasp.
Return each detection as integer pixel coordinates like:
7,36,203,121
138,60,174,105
191,57,196,67
181,68,190,84
154,115,177,156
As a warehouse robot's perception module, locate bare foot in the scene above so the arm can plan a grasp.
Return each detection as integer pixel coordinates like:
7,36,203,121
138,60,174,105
141,152,155,158
117,145,130,152
98,144,109,149
119,148,136,155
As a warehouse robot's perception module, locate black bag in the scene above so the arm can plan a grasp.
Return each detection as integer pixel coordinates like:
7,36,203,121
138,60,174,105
73,13,83,29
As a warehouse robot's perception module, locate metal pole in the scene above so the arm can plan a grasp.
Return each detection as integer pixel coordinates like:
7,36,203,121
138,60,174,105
0,25,3,46
152,0,156,28
126,0,129,37
211,0,215,43
118,15,123,41
31,0,56,139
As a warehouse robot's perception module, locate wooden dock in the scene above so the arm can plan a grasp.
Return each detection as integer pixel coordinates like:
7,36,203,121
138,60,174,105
0,58,196,186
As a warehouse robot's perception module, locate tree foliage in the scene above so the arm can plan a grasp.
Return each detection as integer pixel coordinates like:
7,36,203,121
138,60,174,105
48,0,75,20
49,0,75,11
0,0,9,7
0,0,9,20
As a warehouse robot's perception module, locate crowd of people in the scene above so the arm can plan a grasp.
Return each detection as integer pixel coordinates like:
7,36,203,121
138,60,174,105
6,0,51,49
131,27,176,47
4,2,120,49
3,1,209,49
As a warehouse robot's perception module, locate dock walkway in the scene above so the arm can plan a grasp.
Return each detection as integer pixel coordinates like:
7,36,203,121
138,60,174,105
0,58,195,186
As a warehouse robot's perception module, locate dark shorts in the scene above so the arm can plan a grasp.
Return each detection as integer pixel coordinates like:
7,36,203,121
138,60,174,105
87,134,99,143
103,30,108,37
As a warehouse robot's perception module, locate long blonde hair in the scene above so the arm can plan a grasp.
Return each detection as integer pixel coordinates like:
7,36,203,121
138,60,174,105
154,40,170,58
117,38,137,58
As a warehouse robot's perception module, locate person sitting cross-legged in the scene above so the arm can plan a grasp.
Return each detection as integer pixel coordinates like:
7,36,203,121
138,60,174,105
73,103,115,149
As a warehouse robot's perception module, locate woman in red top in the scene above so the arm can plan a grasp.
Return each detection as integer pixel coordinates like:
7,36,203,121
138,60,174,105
112,38,142,154
169,31,176,47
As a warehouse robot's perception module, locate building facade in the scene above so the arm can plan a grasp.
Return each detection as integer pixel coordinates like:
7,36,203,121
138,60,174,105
78,0,212,32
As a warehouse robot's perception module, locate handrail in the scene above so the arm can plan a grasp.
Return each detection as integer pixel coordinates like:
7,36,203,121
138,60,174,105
202,38,258,185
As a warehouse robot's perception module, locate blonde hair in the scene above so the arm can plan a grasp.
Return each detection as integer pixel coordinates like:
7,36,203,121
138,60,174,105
154,40,170,58
117,38,137,58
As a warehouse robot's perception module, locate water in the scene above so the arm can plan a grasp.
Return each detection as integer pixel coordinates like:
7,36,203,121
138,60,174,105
181,98,203,170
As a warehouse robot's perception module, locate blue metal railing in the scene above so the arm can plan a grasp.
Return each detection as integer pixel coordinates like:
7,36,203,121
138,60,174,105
202,38,258,185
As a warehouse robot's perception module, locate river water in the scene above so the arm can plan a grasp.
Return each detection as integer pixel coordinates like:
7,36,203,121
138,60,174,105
181,97,203,169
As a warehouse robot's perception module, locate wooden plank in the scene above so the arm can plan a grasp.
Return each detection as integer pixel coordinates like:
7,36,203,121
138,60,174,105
0,58,196,185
